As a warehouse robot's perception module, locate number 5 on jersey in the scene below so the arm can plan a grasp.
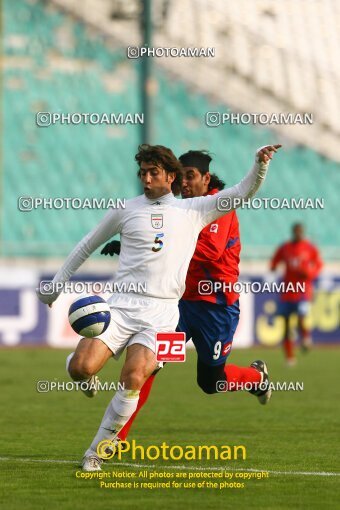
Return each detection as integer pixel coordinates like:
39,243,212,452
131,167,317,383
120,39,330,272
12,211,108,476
152,233,164,252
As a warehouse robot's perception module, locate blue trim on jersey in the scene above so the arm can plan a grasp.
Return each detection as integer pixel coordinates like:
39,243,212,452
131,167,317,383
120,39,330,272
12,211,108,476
226,236,239,249
177,299,240,366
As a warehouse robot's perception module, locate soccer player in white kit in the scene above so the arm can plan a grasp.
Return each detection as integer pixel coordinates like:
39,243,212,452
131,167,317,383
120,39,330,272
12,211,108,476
36,143,281,471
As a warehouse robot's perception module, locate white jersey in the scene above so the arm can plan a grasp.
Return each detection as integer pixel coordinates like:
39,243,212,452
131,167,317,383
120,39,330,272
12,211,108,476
37,149,270,304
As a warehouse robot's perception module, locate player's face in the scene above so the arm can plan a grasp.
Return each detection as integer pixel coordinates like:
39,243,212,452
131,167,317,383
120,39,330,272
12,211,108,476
139,162,175,199
292,224,304,242
181,167,210,198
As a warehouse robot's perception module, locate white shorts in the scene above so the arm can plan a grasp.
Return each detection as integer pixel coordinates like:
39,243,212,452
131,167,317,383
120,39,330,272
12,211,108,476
96,293,180,360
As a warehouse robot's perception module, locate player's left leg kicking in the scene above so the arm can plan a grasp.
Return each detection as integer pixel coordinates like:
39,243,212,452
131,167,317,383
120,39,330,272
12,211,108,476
66,338,111,398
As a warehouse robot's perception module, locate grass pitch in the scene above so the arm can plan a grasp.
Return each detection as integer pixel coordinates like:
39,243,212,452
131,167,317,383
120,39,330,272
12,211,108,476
0,347,339,510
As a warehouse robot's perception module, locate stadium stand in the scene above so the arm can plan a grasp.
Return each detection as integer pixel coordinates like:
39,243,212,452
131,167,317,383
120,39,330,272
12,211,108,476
3,0,340,259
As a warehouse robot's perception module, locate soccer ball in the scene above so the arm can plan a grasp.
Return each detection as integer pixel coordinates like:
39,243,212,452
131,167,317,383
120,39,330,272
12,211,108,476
68,295,111,338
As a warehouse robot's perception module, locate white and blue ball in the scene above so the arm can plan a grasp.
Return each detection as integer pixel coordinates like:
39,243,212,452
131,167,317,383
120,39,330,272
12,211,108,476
68,295,111,338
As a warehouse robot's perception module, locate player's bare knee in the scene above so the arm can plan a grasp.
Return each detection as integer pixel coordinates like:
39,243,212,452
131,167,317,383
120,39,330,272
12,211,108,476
68,356,95,380
197,360,225,394
121,369,145,390
197,377,217,394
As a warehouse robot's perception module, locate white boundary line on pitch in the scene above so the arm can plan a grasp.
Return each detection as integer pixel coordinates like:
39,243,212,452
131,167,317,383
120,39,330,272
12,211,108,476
0,457,339,477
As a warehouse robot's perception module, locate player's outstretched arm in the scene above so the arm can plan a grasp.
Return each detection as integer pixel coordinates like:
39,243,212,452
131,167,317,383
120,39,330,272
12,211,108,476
190,145,281,228
36,208,123,305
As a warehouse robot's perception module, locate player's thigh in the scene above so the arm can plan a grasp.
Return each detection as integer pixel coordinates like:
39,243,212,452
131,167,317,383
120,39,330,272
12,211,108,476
120,344,158,388
71,337,113,374
277,302,293,336
177,299,193,339
188,300,240,366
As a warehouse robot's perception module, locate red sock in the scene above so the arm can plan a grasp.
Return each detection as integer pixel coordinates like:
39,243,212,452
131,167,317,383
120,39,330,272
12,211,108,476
283,338,294,360
119,373,156,441
224,364,261,392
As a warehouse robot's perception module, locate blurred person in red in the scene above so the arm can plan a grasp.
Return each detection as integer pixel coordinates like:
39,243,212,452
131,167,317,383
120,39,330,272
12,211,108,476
270,223,323,365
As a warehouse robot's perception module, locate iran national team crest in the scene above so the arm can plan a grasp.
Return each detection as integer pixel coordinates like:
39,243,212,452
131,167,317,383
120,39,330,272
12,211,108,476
151,214,163,229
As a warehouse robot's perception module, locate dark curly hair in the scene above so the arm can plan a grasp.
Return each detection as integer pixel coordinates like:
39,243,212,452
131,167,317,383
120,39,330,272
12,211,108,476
135,144,183,195
208,173,225,191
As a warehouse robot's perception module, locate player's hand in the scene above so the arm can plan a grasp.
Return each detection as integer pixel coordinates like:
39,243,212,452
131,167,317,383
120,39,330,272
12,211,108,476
101,240,121,256
257,144,282,163
35,285,58,305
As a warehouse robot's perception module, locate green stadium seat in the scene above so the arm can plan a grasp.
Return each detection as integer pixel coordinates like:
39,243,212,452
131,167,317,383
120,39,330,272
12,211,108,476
3,0,339,259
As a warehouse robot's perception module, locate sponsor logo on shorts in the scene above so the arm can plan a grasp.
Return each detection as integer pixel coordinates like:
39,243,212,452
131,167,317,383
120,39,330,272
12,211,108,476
222,342,232,356
156,332,186,362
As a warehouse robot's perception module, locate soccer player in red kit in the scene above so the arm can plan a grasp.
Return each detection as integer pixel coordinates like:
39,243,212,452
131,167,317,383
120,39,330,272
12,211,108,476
270,223,322,365
102,150,275,444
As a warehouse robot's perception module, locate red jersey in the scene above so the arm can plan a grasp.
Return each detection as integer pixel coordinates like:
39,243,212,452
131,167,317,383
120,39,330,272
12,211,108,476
182,188,240,306
270,239,322,302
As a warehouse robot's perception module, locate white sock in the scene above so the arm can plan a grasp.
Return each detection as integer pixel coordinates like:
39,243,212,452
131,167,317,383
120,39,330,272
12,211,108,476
85,389,140,458
66,352,75,375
